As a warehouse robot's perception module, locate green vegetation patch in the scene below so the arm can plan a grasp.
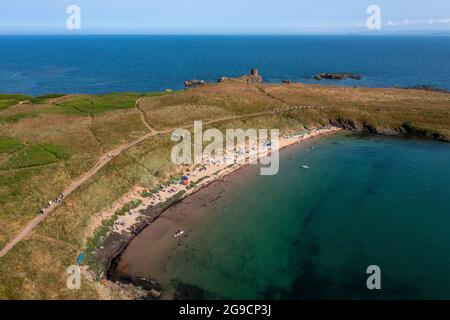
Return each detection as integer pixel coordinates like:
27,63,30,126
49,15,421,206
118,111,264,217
49,93,145,115
88,93,143,114
115,199,143,216
0,94,31,111
0,137,23,155
84,214,117,272
47,96,93,115
30,94,65,104
159,190,186,210
0,143,71,170
140,190,153,198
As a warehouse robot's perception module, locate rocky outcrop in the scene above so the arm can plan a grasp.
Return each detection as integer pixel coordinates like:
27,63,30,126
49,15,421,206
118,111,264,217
218,69,263,84
314,73,363,81
329,118,364,131
330,118,449,142
184,79,206,88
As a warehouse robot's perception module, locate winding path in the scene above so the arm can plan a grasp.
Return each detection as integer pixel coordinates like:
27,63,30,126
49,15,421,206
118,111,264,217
134,97,155,132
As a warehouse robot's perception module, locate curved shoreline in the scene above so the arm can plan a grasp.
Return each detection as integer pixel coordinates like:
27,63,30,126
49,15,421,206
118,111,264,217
88,127,342,298
88,124,450,300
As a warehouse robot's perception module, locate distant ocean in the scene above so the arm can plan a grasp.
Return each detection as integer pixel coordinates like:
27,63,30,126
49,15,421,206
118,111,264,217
0,35,449,96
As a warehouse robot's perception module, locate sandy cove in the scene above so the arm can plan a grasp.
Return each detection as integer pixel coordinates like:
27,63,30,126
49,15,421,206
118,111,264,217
86,126,341,298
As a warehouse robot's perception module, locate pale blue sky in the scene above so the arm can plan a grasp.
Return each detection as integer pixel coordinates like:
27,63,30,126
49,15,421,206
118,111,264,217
0,0,449,34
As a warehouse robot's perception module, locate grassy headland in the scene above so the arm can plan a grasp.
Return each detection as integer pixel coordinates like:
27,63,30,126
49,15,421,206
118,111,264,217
0,81,448,299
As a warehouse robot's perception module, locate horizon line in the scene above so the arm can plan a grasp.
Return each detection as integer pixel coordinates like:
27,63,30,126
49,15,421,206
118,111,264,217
1,31,450,37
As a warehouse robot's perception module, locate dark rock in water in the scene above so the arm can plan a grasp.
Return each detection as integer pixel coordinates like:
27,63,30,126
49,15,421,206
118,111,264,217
185,79,206,88
172,281,223,300
314,73,363,81
282,80,292,84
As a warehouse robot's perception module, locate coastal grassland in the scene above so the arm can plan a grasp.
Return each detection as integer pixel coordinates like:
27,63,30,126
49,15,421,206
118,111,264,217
44,93,142,115
29,94,66,105
0,134,178,298
0,133,74,247
0,82,449,299
0,92,171,259
0,235,97,299
36,134,177,246
0,94,31,111
0,137,23,155
263,83,450,138
0,165,72,247
138,82,284,130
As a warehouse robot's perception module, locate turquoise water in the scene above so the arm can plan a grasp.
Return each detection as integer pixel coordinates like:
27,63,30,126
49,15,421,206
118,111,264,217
1,36,450,95
157,135,450,299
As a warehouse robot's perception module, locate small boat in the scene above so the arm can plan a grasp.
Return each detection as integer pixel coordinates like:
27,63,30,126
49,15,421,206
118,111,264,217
173,230,185,238
301,165,310,169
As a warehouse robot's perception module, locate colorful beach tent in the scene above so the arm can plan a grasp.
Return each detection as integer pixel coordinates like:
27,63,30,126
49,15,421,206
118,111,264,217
77,253,85,265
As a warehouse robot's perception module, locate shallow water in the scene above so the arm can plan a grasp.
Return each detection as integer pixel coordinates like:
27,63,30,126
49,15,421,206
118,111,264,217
116,134,450,299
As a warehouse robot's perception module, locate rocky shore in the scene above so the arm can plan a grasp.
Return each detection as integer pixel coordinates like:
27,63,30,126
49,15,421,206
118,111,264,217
329,118,450,142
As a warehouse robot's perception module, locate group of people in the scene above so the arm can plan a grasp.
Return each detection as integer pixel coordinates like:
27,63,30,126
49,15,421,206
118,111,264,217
39,194,64,214
113,220,127,231
166,186,179,194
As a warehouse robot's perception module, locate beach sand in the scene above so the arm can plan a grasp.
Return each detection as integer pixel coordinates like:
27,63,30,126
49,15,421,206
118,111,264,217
88,126,341,238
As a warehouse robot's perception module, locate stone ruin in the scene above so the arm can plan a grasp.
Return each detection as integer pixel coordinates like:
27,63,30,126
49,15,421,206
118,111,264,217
218,69,263,84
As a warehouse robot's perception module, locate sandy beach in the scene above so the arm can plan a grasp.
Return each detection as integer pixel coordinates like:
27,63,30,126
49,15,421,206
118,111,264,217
88,127,341,241
98,126,341,298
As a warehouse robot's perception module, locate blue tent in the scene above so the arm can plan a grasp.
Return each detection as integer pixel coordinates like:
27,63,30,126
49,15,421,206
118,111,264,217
77,253,85,265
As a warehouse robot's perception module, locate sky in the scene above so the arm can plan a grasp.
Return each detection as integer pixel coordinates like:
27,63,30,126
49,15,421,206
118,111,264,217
0,0,449,34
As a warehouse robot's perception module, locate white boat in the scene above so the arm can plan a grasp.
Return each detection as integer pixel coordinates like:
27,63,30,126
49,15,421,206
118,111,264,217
302,165,309,169
173,230,185,238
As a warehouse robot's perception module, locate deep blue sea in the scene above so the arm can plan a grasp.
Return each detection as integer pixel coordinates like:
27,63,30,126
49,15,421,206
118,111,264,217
0,35,449,95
